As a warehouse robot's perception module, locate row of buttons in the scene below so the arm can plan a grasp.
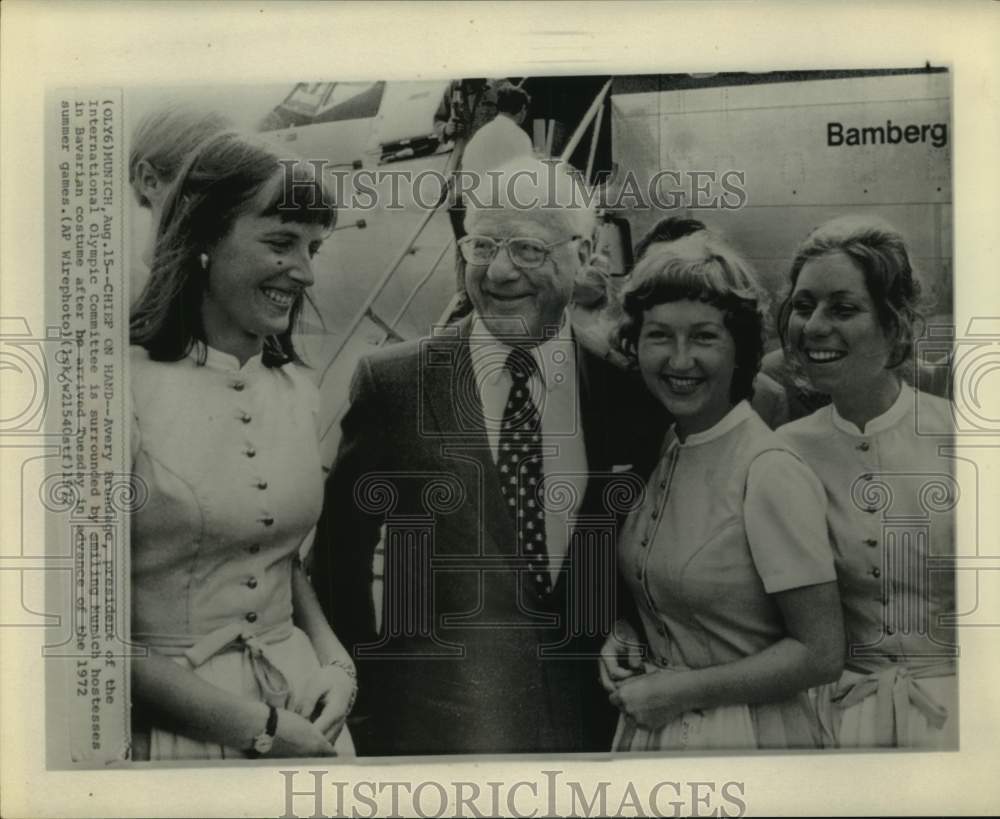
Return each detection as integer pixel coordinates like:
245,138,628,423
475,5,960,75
859,469,879,513
851,443,887,604
855,444,894,624
637,481,668,568
245,576,260,622
229,380,277,527
231,378,269,627
633,450,679,624
246,559,261,623
231,381,258,459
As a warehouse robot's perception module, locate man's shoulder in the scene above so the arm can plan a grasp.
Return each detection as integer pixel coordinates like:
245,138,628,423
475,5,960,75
577,341,640,390
468,115,501,137
577,342,666,424
495,116,532,148
360,328,466,379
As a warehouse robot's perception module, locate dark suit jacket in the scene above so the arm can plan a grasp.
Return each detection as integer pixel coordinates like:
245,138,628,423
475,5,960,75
312,317,667,756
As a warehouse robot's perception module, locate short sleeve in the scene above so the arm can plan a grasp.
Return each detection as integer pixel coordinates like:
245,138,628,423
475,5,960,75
745,449,837,593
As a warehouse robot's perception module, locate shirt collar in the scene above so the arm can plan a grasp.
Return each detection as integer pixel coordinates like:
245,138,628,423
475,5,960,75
469,312,575,391
189,340,265,374
831,382,912,436
667,400,755,449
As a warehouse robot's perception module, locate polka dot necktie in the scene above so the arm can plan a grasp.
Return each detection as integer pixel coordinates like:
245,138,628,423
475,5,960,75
498,348,550,596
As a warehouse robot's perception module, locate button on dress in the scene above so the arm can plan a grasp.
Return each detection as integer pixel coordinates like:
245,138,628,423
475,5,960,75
779,385,957,748
614,402,836,750
129,344,349,759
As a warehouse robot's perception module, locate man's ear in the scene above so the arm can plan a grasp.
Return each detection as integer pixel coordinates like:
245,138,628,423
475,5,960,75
135,160,164,208
576,236,592,269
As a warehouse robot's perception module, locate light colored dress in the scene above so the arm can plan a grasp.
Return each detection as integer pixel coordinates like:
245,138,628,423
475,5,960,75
779,384,957,748
614,401,837,751
130,343,352,759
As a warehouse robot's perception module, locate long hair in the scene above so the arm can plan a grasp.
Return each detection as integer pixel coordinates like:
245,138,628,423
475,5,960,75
129,130,336,367
616,232,768,403
777,215,923,369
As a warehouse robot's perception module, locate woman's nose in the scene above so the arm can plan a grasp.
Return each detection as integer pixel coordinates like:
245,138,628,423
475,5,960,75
287,250,315,287
668,340,694,370
802,307,830,337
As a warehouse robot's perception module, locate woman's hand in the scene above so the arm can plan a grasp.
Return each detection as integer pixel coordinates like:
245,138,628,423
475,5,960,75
290,558,358,745
269,708,337,757
289,664,356,743
608,669,685,731
599,619,645,693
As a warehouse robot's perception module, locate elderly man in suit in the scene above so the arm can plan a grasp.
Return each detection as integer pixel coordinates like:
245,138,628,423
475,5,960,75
312,157,666,756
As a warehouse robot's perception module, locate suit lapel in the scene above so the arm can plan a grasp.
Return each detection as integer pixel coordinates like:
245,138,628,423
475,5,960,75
555,340,643,602
422,319,516,555
574,340,605,474
575,339,612,482
418,324,618,564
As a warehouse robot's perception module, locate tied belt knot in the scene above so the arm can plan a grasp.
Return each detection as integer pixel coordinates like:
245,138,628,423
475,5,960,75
136,620,293,708
825,661,953,746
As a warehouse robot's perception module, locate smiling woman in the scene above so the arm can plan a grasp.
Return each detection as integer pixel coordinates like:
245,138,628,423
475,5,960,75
777,216,957,749
199,193,327,364
602,233,845,751
127,131,357,760
131,130,336,366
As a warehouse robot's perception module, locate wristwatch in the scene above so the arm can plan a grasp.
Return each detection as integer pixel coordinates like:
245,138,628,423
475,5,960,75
248,704,278,757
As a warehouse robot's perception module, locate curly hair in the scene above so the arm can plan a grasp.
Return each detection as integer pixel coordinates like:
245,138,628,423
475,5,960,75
776,214,923,369
129,130,336,367
616,232,768,403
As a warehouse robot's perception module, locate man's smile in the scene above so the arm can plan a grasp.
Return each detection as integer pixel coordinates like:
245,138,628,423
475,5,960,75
487,290,535,303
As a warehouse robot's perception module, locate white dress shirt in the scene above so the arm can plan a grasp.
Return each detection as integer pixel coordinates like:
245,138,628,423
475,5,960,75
469,315,587,580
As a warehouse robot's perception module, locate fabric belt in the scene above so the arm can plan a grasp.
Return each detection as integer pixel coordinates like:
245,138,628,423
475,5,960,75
822,661,954,747
135,620,294,708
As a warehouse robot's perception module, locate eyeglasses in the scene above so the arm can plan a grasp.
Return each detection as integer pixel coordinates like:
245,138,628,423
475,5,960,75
458,234,580,270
